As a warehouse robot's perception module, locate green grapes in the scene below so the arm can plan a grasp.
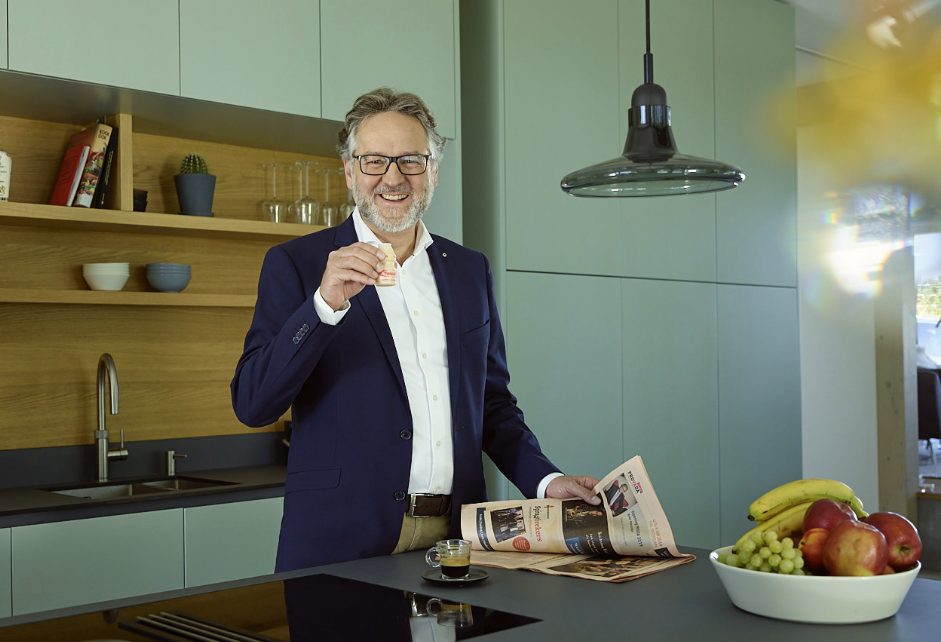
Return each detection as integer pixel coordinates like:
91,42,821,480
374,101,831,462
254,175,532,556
723,532,804,575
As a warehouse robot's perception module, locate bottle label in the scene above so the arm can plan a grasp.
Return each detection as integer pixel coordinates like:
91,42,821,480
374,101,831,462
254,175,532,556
0,150,11,202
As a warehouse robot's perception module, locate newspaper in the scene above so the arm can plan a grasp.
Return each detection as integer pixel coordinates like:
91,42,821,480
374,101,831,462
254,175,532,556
460,455,695,582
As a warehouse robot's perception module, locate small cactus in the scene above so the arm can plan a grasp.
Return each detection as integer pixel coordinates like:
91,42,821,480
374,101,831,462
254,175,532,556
180,153,209,174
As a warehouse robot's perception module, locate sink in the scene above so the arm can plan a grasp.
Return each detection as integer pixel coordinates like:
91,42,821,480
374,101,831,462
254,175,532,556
43,476,236,501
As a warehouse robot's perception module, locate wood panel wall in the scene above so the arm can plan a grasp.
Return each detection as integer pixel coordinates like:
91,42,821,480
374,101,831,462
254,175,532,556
0,113,343,451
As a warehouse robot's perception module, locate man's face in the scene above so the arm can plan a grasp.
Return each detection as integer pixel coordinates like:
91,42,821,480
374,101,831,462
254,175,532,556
344,111,438,234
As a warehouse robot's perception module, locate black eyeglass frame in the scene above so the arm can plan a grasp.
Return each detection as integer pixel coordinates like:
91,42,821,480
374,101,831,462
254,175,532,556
352,154,432,176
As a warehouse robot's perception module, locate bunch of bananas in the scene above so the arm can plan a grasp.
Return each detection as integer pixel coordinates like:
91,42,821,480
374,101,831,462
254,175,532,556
732,479,868,553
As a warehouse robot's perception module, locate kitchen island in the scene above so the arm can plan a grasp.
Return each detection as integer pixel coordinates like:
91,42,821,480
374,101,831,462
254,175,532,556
1,546,939,641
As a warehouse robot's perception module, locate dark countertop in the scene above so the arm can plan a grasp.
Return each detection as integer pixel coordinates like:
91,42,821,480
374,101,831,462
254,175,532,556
1,546,940,641
0,464,286,528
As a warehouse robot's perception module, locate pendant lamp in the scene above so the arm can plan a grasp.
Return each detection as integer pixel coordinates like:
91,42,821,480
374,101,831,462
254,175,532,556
561,0,746,197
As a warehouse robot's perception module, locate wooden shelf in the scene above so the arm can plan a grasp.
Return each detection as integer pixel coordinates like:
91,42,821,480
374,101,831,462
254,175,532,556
0,288,256,308
0,201,324,241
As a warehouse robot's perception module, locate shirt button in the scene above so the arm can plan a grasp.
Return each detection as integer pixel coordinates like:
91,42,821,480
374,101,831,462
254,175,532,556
422,353,427,360
400,429,412,440
436,440,441,447
394,490,407,501
413,310,419,316
433,394,438,401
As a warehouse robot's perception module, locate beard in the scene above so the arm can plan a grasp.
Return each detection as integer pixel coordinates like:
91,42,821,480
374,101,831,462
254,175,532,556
352,172,435,234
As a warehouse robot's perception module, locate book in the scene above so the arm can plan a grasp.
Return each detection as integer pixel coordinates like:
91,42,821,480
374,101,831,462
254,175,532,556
92,126,118,209
70,122,113,208
49,144,90,206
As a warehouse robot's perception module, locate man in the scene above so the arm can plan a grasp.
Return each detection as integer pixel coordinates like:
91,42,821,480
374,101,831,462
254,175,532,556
232,87,599,572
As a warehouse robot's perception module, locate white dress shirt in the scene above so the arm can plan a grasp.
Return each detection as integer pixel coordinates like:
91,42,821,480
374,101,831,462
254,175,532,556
313,210,560,498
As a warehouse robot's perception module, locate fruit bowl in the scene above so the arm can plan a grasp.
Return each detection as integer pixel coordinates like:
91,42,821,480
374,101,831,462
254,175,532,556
710,546,920,624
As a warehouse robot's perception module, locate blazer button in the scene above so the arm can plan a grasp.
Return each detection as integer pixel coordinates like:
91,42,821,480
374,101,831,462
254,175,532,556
399,429,412,440
292,336,300,345
394,490,407,501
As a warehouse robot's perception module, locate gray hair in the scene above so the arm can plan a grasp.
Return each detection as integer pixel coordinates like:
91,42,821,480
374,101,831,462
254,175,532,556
336,87,446,163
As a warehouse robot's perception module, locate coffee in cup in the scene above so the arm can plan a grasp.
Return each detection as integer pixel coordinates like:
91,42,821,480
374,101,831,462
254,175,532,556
425,539,472,579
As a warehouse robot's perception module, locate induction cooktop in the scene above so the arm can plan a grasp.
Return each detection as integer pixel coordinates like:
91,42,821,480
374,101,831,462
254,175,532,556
120,573,541,642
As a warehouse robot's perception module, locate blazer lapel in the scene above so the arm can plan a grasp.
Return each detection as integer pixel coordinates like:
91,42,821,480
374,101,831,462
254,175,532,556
428,245,461,421
332,218,407,396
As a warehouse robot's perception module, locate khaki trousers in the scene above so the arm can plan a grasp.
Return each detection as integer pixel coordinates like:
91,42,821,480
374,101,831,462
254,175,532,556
391,512,451,554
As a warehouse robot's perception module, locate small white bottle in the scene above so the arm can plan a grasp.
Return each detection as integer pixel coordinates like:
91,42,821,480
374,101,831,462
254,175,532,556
375,243,397,286
0,148,11,202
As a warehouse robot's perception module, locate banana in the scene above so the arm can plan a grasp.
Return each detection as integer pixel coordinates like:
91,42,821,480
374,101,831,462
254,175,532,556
733,500,815,553
849,495,868,519
747,478,859,522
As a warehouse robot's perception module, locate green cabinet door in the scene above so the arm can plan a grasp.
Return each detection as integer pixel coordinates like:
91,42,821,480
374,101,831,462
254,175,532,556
503,0,621,277
11,510,184,616
0,2,7,69
621,278,720,550
7,0,180,94
504,271,624,498
181,0,321,117
0,528,10,619
184,497,283,587
617,0,718,283
717,284,801,546
715,0,797,287
320,0,458,138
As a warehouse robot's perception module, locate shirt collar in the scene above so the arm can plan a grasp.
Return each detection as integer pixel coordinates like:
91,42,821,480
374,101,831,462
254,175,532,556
352,208,434,259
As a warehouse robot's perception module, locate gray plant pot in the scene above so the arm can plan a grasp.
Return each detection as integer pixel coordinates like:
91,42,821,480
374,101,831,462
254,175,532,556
174,173,216,217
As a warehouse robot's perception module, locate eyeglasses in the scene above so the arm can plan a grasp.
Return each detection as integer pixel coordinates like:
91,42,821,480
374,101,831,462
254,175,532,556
353,154,431,176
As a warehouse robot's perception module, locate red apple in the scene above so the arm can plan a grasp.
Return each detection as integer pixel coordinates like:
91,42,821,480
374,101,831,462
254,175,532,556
803,498,857,532
882,565,896,574
798,527,830,574
822,520,888,576
864,512,923,571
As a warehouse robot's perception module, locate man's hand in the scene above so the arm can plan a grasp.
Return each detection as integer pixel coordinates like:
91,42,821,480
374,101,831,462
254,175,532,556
320,243,386,311
546,475,602,505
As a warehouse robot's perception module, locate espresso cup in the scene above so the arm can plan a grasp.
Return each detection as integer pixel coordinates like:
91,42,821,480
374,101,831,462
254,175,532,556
425,598,474,627
425,539,472,579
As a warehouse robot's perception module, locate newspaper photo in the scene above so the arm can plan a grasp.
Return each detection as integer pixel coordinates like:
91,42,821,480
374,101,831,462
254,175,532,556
460,455,695,582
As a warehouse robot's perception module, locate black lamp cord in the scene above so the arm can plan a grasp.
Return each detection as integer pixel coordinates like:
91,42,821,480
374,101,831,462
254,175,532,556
643,0,654,84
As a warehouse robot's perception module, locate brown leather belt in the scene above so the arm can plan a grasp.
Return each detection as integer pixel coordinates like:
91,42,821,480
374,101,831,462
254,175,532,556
406,493,452,518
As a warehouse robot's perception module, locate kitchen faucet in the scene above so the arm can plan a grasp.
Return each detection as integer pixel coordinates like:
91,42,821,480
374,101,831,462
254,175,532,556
97,353,128,482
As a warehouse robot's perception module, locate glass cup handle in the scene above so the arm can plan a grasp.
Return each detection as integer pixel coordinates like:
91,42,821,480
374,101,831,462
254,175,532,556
425,548,440,568
425,598,442,616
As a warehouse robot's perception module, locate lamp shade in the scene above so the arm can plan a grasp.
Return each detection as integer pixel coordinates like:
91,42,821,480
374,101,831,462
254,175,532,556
561,81,746,197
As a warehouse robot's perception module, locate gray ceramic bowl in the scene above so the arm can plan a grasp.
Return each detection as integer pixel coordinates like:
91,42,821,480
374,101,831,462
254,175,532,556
146,267,191,293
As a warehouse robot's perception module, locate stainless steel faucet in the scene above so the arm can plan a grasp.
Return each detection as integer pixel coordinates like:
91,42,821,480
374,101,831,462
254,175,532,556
97,353,128,482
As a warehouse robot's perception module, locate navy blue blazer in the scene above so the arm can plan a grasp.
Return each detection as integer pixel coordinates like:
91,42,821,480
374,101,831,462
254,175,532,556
231,216,560,571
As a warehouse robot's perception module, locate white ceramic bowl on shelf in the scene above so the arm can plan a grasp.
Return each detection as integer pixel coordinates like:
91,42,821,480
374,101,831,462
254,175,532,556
82,263,130,291
709,546,920,624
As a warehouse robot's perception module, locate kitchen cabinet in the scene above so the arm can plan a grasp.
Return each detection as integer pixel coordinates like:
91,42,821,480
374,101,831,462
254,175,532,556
183,497,283,588
502,0,621,278
7,0,180,95
10,510,184,616
180,0,321,118
0,528,10,619
715,0,797,287
716,284,801,545
320,0,459,140
461,0,798,549
0,2,7,70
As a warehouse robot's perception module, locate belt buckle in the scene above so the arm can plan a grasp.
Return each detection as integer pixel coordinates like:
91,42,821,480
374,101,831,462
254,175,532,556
408,493,436,518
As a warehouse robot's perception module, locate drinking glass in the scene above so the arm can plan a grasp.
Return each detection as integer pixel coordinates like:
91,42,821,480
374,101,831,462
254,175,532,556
317,168,339,227
261,163,286,223
287,161,320,225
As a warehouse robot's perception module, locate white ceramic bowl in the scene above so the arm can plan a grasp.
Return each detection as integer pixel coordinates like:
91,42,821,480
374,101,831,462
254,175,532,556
83,272,129,291
83,262,129,274
710,546,920,624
